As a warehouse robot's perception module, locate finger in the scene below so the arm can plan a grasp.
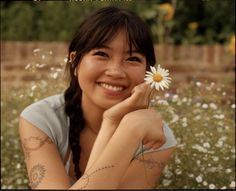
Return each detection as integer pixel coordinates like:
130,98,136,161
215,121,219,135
144,141,156,149
149,88,157,101
142,139,149,145
133,83,152,108
151,142,163,150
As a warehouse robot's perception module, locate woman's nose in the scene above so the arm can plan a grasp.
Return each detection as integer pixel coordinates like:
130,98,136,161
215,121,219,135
105,64,126,78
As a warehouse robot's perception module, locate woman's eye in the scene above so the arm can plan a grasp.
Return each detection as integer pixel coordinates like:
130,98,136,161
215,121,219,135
127,57,141,62
94,51,109,58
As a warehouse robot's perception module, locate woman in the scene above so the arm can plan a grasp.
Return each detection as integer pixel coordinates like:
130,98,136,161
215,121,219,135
19,6,176,189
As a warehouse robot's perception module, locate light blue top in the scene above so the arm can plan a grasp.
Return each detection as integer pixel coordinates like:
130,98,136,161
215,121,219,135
20,94,177,173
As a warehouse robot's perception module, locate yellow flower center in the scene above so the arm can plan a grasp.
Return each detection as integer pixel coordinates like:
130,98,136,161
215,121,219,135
153,73,163,82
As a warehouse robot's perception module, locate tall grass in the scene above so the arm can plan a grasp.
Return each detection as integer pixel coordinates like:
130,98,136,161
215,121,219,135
1,49,235,189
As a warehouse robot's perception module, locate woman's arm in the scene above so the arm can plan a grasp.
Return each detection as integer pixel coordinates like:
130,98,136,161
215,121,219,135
85,82,154,172
19,108,163,189
71,109,164,189
118,147,176,189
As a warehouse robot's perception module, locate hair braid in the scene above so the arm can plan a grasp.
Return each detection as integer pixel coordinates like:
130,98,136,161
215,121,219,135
64,76,85,179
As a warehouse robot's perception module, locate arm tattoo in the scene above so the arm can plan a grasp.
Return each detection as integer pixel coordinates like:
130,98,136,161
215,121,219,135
135,156,166,170
29,164,46,189
20,136,53,161
78,165,115,189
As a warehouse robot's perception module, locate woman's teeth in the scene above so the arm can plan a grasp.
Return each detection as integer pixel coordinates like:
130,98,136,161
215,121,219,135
100,83,124,92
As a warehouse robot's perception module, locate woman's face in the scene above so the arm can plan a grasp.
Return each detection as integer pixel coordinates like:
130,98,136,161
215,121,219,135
77,30,147,110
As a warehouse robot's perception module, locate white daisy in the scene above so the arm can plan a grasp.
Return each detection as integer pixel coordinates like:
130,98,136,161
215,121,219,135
144,65,171,91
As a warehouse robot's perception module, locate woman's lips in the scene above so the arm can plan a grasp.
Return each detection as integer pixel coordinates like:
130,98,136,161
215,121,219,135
97,82,127,97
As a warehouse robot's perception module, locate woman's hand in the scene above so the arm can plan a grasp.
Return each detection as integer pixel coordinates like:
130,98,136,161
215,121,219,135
103,82,153,126
120,108,165,149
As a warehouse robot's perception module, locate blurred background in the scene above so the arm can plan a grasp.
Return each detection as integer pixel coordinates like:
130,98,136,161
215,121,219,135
1,0,235,89
1,0,235,189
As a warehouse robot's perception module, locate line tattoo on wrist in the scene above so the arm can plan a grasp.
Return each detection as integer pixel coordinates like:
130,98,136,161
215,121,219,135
29,164,46,189
78,165,115,189
136,156,166,170
20,136,53,161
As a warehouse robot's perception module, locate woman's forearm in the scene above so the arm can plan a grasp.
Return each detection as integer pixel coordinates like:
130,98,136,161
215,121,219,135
85,120,117,172
70,123,143,189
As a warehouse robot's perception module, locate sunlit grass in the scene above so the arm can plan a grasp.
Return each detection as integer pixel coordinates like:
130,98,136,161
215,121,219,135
1,49,235,189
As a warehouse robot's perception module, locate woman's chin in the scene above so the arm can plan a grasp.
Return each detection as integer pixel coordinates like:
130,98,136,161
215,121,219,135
98,100,122,110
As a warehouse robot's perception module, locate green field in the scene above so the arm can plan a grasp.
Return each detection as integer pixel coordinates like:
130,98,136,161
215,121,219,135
1,61,235,189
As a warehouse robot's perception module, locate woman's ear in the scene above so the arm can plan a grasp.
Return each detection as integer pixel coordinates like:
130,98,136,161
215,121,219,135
69,51,76,63
69,51,78,76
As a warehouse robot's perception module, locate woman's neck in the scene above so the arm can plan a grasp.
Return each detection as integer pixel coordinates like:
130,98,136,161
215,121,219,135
81,95,105,134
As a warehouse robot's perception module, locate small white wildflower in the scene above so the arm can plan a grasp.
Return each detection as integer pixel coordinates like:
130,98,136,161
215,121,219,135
219,114,225,119
31,85,37,91
195,102,201,107
231,104,235,109
203,142,210,148
188,173,194,178
33,48,40,53
165,170,173,178
23,179,28,183
175,158,181,164
25,63,31,70
52,72,59,79
194,115,201,120
162,179,172,187
164,93,170,98
64,57,68,63
175,169,182,175
202,103,208,109
225,169,232,174
209,103,217,110
212,156,219,162
221,186,227,189
196,175,203,183
172,94,179,101
16,163,21,169
209,184,216,189
157,100,169,105
192,144,207,153
144,65,171,91
16,179,22,185
36,63,46,68
229,181,235,188
203,181,208,186
196,81,202,87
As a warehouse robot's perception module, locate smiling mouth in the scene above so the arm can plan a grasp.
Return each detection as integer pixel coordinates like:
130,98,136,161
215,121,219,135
98,82,126,92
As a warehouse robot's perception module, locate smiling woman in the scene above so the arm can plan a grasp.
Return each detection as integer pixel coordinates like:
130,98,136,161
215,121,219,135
18,6,176,189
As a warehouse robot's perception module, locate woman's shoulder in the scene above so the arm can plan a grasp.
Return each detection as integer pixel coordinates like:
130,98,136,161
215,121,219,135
22,94,65,112
20,93,69,159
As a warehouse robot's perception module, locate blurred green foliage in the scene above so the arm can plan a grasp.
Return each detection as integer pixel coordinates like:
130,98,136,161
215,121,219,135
0,0,235,44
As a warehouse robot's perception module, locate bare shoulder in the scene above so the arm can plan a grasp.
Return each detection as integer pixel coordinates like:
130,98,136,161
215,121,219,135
19,117,70,189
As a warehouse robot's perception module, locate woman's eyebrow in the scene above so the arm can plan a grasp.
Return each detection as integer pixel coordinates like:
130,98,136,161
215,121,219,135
95,45,143,55
95,45,111,50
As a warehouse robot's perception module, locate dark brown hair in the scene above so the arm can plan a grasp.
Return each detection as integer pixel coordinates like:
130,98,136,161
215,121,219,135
64,6,156,179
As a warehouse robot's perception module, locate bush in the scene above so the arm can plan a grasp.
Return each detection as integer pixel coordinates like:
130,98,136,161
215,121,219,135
1,0,235,44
